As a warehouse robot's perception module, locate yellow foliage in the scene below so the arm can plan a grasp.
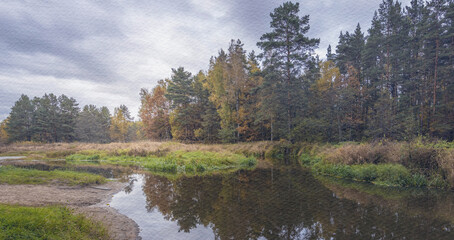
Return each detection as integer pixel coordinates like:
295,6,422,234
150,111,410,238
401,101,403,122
315,60,341,93
0,118,8,144
109,108,129,142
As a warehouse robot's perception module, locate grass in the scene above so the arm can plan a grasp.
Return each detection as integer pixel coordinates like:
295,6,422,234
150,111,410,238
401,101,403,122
0,141,275,159
0,204,109,240
3,139,452,188
0,141,262,176
0,166,106,186
295,138,454,189
66,150,257,175
301,154,449,188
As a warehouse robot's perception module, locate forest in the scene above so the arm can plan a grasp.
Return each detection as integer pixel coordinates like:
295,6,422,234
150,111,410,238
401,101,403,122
1,0,453,144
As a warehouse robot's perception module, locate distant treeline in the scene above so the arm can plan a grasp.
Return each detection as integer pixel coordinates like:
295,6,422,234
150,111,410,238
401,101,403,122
0,94,142,143
1,0,454,144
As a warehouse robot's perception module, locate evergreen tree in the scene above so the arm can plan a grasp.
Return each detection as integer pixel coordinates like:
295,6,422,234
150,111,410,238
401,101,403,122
241,51,266,141
57,94,79,142
257,1,319,140
75,105,111,143
326,44,336,61
32,94,61,142
166,67,200,141
6,94,34,142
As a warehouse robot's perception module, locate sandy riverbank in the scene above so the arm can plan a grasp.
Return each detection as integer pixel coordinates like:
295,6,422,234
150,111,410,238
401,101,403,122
0,181,140,240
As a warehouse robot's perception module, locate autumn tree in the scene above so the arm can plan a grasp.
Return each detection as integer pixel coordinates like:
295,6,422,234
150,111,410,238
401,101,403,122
0,118,9,144
110,105,133,142
206,50,235,142
140,80,171,140
193,71,221,142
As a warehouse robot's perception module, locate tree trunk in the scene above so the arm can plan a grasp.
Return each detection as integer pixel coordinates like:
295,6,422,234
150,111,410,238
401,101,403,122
433,39,439,116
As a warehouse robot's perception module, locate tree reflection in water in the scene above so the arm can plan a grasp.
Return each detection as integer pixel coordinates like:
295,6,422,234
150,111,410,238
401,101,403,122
139,168,454,239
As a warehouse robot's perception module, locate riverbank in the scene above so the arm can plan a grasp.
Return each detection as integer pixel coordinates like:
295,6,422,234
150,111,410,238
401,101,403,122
296,140,454,189
0,166,106,185
1,140,453,189
0,141,268,175
0,181,140,240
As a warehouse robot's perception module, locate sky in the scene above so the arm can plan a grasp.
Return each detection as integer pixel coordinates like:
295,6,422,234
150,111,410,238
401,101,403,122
0,0,412,121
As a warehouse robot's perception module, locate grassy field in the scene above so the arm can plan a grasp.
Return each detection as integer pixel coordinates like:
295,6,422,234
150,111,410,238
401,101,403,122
0,166,106,186
0,204,109,240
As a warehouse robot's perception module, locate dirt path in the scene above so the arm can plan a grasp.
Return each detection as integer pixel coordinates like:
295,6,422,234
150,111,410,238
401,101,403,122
0,181,140,240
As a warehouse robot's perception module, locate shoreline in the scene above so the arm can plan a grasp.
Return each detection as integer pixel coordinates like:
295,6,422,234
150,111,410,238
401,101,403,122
0,181,141,240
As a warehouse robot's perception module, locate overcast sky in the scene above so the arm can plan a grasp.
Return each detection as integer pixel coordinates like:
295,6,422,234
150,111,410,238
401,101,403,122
0,0,412,121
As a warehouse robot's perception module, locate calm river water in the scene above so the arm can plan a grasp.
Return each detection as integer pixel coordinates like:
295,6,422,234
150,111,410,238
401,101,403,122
110,168,454,240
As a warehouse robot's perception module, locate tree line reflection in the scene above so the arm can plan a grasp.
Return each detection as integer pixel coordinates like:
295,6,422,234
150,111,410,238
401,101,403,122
140,168,454,239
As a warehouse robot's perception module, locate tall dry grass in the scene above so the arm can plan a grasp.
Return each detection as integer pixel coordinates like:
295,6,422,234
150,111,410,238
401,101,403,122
438,149,454,186
0,140,276,158
321,140,454,187
323,142,403,165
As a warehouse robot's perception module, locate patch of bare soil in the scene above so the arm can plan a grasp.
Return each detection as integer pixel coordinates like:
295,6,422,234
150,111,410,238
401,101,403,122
0,181,140,240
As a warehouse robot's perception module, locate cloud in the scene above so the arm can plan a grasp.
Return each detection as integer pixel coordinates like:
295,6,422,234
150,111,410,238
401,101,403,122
0,0,412,121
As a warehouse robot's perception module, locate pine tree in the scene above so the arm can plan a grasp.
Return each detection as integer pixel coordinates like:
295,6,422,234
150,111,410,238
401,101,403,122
166,67,200,141
32,94,61,142
57,94,79,142
438,0,454,140
75,105,111,143
257,1,319,140
326,44,336,61
6,94,34,142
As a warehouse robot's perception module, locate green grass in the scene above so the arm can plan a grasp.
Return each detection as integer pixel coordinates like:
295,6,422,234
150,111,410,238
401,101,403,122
0,166,106,186
66,150,257,175
0,204,109,240
308,160,449,188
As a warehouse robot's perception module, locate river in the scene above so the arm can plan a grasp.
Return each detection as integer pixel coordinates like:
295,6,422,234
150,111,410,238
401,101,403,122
110,167,454,240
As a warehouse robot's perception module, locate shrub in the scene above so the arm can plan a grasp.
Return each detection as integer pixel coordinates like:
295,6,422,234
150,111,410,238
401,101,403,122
265,139,295,163
402,143,439,172
240,158,257,167
45,150,76,158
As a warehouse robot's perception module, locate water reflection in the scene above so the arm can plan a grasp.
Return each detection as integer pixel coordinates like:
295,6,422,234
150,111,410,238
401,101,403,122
112,168,454,240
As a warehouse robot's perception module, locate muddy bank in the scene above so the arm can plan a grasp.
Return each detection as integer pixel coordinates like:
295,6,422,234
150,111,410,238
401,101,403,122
0,181,140,240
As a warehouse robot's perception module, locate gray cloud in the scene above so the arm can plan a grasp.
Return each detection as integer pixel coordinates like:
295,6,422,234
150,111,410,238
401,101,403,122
0,0,412,121
0,1,126,82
